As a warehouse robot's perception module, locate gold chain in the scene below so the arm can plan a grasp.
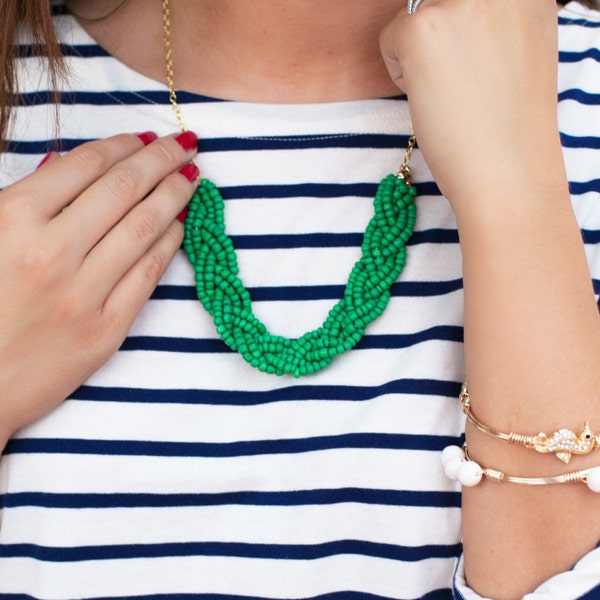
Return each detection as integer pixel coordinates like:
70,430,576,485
161,0,416,183
162,0,186,133
397,132,416,183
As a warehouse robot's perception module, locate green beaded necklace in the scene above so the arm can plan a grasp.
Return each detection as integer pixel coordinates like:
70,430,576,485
163,0,418,377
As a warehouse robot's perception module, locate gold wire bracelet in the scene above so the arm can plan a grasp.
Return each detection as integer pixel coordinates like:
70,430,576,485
459,383,600,464
440,443,600,491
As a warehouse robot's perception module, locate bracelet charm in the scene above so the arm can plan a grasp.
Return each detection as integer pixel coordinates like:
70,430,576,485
459,383,600,463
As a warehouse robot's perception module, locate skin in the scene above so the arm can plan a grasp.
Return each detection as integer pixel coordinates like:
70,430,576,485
0,133,198,446
2,0,600,598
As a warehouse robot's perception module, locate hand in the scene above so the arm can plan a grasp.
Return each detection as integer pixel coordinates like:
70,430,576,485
0,131,199,448
380,0,563,208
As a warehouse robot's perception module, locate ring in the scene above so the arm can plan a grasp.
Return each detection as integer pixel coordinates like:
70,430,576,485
407,0,426,13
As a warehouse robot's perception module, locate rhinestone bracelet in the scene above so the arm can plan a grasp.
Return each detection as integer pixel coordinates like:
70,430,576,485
459,383,600,464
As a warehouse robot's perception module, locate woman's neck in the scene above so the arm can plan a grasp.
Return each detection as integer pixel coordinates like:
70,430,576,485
68,0,406,102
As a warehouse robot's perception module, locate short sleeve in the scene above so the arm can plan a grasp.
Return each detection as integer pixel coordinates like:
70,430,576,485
453,546,600,599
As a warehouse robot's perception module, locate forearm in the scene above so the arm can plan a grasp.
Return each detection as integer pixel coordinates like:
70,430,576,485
457,157,600,598
379,3,600,595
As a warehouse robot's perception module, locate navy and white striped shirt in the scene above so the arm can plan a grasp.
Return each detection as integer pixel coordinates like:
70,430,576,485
0,2,599,598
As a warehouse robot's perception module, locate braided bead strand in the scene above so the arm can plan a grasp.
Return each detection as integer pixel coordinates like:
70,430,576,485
183,175,417,377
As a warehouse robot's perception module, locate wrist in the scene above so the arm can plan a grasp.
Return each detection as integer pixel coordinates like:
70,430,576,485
436,134,569,220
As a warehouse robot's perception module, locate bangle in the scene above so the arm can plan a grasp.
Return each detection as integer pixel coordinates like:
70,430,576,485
459,383,600,464
442,444,600,492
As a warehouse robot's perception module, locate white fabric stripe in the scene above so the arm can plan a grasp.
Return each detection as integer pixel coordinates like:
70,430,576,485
125,296,464,339
19,394,460,443
2,450,457,494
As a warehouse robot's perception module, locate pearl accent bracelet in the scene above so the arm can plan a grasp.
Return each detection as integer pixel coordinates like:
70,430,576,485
459,383,600,464
442,444,600,492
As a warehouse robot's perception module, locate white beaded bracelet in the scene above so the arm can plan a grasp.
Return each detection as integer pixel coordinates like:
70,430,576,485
442,444,600,492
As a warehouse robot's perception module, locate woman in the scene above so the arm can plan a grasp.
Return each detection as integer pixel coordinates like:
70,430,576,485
0,0,599,598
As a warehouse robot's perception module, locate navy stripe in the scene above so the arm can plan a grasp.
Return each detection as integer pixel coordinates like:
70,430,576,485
0,488,461,510
0,540,461,563
214,228,592,250
195,182,373,199
12,89,220,107
559,49,600,63
202,134,413,151
69,378,462,405
189,182,444,200
12,88,231,105
595,279,600,295
558,15,600,28
561,133,600,149
0,592,453,600
3,136,414,156
18,43,110,59
3,433,460,457
229,229,459,250
119,337,229,353
559,89,600,106
119,327,464,354
151,280,464,302
583,229,600,244
570,179,600,195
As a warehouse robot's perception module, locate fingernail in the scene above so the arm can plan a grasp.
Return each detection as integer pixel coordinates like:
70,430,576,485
35,152,53,170
178,163,200,182
177,206,189,223
175,131,198,152
136,131,158,146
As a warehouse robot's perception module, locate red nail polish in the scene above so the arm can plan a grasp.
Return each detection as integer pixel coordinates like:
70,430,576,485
177,206,189,223
178,163,200,182
175,131,198,152
136,131,158,146
36,152,53,170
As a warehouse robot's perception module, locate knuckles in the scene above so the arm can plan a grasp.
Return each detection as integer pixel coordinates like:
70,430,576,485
141,251,168,283
103,164,145,201
151,137,181,165
70,143,111,176
132,207,161,242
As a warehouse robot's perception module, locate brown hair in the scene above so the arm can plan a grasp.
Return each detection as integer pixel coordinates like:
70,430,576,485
0,0,65,150
0,0,596,148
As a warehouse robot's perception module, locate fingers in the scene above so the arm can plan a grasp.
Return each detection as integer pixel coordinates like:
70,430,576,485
100,218,185,336
379,0,560,203
80,164,198,303
49,131,198,258
20,133,152,219
379,0,440,95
